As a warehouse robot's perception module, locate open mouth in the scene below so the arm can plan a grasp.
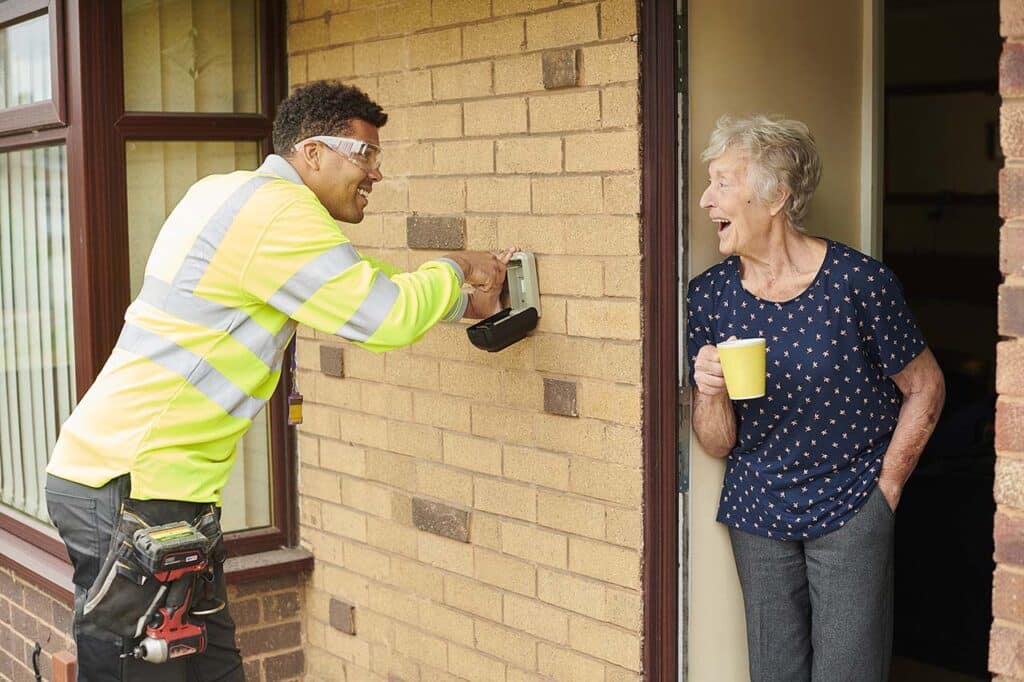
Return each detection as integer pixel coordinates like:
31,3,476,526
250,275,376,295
714,218,731,233
356,187,370,203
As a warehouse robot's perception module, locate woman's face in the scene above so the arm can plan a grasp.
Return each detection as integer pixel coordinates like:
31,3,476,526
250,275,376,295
699,146,774,257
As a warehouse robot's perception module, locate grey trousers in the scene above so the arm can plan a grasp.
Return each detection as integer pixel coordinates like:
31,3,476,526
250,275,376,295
45,474,244,682
728,485,895,682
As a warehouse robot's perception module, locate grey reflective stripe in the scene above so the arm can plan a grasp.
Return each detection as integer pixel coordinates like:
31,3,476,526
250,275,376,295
116,324,266,420
136,276,289,370
266,242,361,316
443,292,469,322
173,176,275,293
434,257,465,286
337,271,400,342
256,155,304,185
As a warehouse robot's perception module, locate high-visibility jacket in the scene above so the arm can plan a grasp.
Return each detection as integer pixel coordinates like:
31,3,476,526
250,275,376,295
47,155,467,503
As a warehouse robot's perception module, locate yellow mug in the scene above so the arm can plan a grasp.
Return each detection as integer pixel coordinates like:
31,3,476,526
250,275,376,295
717,338,767,400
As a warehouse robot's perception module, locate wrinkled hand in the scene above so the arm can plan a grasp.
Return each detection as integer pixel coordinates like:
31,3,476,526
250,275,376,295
446,248,513,294
693,343,727,397
464,246,519,319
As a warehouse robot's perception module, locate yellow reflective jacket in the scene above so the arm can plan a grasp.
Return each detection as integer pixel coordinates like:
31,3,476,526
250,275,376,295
47,155,467,502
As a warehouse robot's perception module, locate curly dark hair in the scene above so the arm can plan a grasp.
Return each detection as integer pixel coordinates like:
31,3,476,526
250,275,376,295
272,80,388,155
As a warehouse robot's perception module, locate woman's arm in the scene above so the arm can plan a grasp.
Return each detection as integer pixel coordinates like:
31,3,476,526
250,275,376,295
692,343,738,457
877,347,946,508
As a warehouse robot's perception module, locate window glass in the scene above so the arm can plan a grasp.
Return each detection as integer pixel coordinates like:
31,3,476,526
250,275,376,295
0,144,75,523
0,14,52,109
125,140,269,532
122,0,260,113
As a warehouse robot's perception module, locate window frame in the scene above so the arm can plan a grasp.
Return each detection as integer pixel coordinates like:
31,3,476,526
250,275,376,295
0,0,296,566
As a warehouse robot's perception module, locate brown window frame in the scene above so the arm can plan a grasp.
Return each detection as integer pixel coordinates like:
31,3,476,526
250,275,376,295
0,0,296,568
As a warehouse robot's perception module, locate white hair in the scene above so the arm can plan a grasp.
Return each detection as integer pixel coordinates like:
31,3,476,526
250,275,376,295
701,114,822,229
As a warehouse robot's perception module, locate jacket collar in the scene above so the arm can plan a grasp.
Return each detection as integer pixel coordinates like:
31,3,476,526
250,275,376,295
257,154,304,185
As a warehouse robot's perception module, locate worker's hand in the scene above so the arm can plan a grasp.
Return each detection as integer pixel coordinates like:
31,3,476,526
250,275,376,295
693,343,727,397
446,248,515,294
464,247,519,319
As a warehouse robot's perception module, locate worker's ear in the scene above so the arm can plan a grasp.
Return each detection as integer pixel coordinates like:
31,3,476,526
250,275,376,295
294,141,322,172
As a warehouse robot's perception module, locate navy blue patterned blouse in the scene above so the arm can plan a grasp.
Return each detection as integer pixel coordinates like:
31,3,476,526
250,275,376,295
686,240,927,541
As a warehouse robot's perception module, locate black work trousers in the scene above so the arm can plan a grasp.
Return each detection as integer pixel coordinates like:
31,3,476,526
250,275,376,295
45,474,245,682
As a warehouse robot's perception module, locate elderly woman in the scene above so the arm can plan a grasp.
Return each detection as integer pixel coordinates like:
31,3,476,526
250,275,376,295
688,115,945,682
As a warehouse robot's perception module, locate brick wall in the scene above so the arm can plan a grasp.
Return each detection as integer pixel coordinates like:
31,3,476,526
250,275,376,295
287,0,645,679
0,568,73,682
995,1,1024,679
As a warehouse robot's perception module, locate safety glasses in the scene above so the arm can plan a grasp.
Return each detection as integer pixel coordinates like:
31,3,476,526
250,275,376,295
293,135,383,172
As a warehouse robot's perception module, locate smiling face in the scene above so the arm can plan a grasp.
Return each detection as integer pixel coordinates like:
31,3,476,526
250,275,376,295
304,118,383,224
698,146,776,257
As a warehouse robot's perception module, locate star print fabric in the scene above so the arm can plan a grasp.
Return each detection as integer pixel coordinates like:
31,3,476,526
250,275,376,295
686,240,926,541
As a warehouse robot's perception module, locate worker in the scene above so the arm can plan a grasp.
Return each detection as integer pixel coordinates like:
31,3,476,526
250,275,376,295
44,80,512,681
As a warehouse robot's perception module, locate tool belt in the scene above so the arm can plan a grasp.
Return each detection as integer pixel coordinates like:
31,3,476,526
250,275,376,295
81,500,223,640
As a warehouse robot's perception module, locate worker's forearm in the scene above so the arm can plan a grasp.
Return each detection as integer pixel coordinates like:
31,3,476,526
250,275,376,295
879,385,944,488
692,388,737,457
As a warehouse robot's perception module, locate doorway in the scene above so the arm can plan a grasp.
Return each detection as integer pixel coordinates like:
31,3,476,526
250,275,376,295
884,1,1000,680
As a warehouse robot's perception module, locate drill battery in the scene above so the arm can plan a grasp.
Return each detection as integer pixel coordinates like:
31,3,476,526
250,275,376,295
132,521,210,583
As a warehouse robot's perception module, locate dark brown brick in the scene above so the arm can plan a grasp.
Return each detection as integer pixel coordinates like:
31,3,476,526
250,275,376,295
544,378,578,417
232,573,299,597
998,398,1024,453
9,605,40,642
231,598,261,628
1004,225,1024,276
997,457,1024,508
243,659,262,681
52,600,72,634
262,592,300,622
329,597,356,635
543,48,580,89
991,623,1024,677
263,649,304,679
996,511,1024,566
1004,43,1024,98
1000,340,1024,393
1000,284,1024,337
1002,169,1024,221
0,571,24,606
411,497,470,543
320,345,344,377
1005,0,1024,38
406,216,465,250
995,566,1024,624
237,621,301,655
1004,102,1024,159
22,588,53,627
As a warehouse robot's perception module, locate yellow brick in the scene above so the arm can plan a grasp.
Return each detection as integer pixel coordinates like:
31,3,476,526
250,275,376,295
392,492,414,525
412,391,471,431
394,622,448,670
379,0,432,36
302,466,342,503
360,612,396,645
409,28,462,67
444,574,504,621
466,216,498,250
474,619,538,668
300,497,322,528
570,457,640,505
345,347,385,381
475,478,536,521
304,528,342,564
408,177,466,213
378,70,432,105
495,137,561,174
336,410,390,449
602,85,637,128
508,670,546,682
440,362,500,401
578,380,641,425
360,383,414,420
448,645,506,682
537,490,605,538
566,129,639,172
365,177,408,211
417,461,473,505
385,353,440,390
433,61,493,101
342,476,394,516
465,98,528,136
533,336,640,383
538,567,606,621
370,583,420,625
347,75,379,101
320,440,367,476
419,531,475,576
529,91,601,132
605,588,642,630
307,45,355,81
391,103,464,141
581,41,638,85
288,55,307,84
420,601,475,646
328,8,379,45
433,0,490,26
313,374,361,411
288,18,330,52
603,173,640,215
389,420,443,460
470,512,502,550
299,433,320,468
496,216,566,254
568,537,639,589
533,413,606,458
382,215,407,247
531,176,603,215
567,299,640,340
536,297,566,333
501,521,566,568
464,18,526,60
467,176,531,213
345,541,392,580
537,643,605,681
493,0,558,15
601,0,638,38
386,142,433,177
473,547,536,595
301,402,340,439
389,555,445,600
324,625,373,668
605,507,641,549
321,501,368,541
354,37,408,75
370,644,421,682
364,448,417,489
367,516,419,557
304,0,348,17
342,213,383,247
319,563,370,604
526,4,598,49
503,446,568,490
602,424,641,466
504,594,568,643
470,403,534,445
570,615,640,670
494,54,544,94
443,432,502,475
433,139,495,174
